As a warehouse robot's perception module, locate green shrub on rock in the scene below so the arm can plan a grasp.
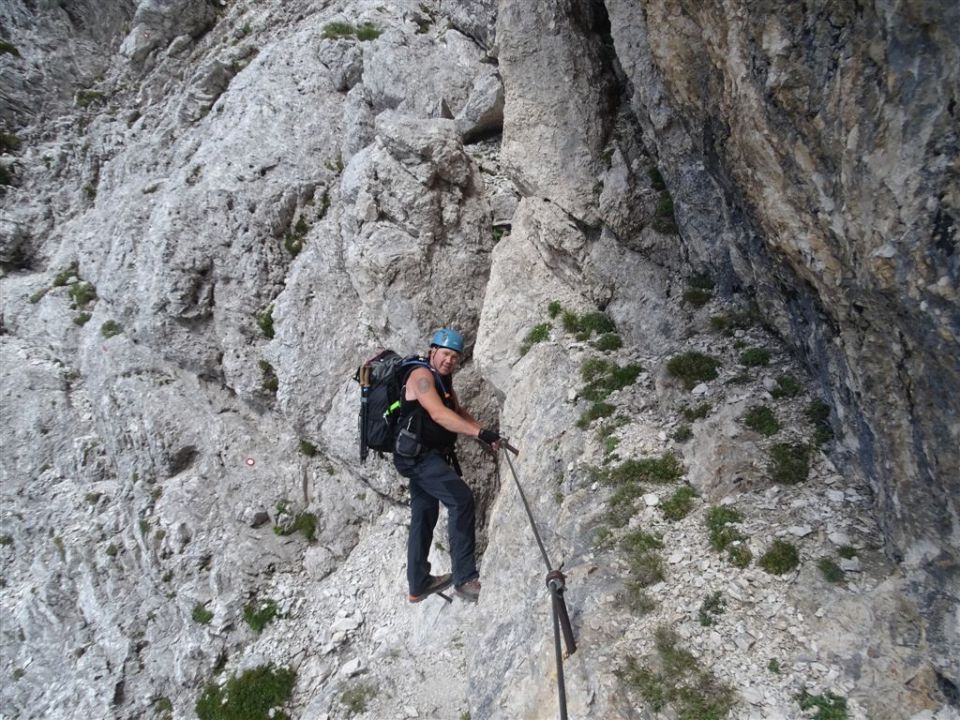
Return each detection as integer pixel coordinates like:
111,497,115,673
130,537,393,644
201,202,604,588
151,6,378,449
759,539,800,575
768,442,810,484
667,352,720,390
743,405,779,436
519,323,550,355
196,663,296,720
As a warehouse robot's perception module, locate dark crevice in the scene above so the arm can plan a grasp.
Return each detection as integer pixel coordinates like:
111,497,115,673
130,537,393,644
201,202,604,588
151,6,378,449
168,446,199,476
937,670,959,707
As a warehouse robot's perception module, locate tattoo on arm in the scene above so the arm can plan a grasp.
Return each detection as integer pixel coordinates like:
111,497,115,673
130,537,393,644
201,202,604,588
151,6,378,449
416,376,432,394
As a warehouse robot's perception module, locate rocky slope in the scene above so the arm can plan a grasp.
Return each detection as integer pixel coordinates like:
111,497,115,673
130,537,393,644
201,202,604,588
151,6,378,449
0,1,957,719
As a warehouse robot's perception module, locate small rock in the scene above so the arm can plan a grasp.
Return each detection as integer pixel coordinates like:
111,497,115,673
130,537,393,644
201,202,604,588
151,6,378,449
402,707,418,718
826,490,846,502
692,383,709,396
839,557,862,572
340,658,364,677
643,493,659,507
828,530,851,545
330,614,362,633
787,525,813,537
742,686,764,705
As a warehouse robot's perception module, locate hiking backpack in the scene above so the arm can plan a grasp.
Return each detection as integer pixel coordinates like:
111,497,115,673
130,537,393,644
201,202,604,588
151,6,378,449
355,350,432,462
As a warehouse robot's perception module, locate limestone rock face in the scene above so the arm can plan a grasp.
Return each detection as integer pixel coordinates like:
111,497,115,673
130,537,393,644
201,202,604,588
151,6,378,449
441,0,498,51
0,0,135,124
496,0,615,224
120,0,218,66
1,0,958,719
602,0,960,684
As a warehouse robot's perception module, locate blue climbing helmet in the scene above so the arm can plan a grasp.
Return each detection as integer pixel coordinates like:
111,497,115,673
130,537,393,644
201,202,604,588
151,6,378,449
430,327,465,354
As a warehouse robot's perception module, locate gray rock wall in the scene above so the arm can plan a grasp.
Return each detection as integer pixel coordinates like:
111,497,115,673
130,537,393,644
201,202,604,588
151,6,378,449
1,0,957,718
602,0,960,683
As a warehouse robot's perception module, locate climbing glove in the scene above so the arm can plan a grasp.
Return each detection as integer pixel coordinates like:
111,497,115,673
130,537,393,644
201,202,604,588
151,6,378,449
478,428,501,445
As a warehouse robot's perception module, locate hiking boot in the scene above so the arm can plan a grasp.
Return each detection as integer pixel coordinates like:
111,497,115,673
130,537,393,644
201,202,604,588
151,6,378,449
455,579,481,602
408,574,453,603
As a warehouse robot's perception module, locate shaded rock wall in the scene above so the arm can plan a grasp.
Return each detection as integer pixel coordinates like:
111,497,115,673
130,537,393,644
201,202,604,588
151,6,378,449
601,0,960,680
1,0,958,718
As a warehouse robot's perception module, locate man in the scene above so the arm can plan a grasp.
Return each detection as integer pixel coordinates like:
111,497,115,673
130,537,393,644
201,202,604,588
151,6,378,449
393,327,500,603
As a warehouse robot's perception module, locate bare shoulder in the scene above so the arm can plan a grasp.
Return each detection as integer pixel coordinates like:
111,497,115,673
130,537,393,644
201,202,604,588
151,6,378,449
407,366,436,398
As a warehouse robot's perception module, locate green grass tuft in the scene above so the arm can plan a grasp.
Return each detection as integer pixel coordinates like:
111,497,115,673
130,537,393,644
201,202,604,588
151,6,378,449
622,528,664,555
547,300,562,318
771,374,803,398
706,506,750,568
519,322,550,356
622,529,664,588
617,627,736,720
653,191,678,234
818,557,844,583
728,544,752,568
759,539,800,575
580,358,642,402
284,217,309,257
29,288,49,304
560,309,616,340
256,306,274,339
592,332,623,352
274,512,317,542
667,352,721,390
671,424,693,442
739,347,771,366
340,682,377,716
0,41,21,57
101,320,122,338
0,131,21,153
259,361,279,394
355,23,382,41
606,482,645,528
661,485,697,521
576,401,615,429
682,402,711,421
698,591,725,626
53,263,79,286
743,405,780,436
648,167,666,191
243,598,279,633
768,442,810,484
196,663,296,720
806,399,834,445
192,603,214,625
322,21,357,38
603,453,684,486
797,691,848,720
75,89,105,108
576,311,616,340
682,288,712,308
68,281,96,308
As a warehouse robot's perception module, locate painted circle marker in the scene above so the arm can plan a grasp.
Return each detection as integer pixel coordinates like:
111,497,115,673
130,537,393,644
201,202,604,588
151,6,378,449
245,457,256,467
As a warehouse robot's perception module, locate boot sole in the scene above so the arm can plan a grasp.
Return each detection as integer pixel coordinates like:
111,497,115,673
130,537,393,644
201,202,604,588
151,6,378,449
408,577,454,603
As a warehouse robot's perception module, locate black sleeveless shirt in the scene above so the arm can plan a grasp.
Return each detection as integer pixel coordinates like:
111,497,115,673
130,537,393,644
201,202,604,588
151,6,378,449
398,367,457,451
